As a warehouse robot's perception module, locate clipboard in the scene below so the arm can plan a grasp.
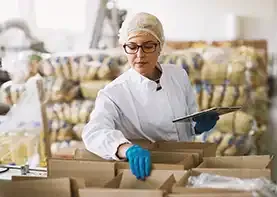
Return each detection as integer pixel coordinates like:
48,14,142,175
172,106,242,123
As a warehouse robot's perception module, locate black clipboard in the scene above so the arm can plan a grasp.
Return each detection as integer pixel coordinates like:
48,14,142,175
172,106,242,123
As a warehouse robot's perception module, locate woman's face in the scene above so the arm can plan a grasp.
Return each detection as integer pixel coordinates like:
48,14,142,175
123,32,161,78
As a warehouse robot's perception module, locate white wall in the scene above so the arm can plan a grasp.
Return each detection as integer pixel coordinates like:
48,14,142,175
117,0,277,52
1,0,277,53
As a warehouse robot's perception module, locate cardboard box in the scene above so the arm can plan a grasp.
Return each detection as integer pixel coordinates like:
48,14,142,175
172,169,271,194
79,169,187,197
193,168,271,179
197,155,273,169
116,151,195,174
47,158,115,187
74,141,215,167
11,176,85,197
74,149,195,173
0,178,73,197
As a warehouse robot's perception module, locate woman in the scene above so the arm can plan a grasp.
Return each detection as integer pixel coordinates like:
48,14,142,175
82,12,219,180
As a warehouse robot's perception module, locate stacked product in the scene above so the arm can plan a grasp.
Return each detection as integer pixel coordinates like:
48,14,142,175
0,54,42,105
37,53,127,154
159,46,268,156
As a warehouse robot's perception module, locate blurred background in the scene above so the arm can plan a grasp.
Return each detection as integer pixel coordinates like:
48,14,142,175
0,0,276,180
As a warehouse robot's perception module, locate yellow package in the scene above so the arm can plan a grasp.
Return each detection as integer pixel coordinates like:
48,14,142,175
69,56,80,81
210,85,225,107
79,100,94,123
201,83,213,109
216,133,235,156
201,63,227,85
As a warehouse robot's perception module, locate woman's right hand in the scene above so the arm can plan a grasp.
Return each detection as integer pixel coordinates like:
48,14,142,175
118,144,152,180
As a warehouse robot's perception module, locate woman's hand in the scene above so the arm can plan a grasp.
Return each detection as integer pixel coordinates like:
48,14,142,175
193,112,219,134
117,144,152,180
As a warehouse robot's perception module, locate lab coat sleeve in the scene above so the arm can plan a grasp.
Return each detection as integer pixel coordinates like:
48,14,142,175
82,90,131,161
182,69,198,133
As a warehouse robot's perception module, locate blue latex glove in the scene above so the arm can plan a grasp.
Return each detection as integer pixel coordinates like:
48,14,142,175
193,112,219,135
126,145,151,180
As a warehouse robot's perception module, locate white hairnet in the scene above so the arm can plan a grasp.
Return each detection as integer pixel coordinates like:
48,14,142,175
118,12,165,47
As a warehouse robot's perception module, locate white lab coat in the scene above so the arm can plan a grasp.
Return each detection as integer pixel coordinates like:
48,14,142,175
82,64,198,160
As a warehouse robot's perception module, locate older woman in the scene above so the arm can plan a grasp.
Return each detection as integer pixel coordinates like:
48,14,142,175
82,12,219,180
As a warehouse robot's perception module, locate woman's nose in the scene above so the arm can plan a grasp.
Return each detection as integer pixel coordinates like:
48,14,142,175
137,47,145,57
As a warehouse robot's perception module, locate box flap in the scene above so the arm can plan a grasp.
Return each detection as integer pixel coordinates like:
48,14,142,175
48,158,115,187
115,151,194,174
116,162,185,175
119,169,175,189
12,176,47,181
168,193,253,197
74,149,106,161
104,173,123,188
198,155,272,169
151,151,194,168
130,139,157,149
0,178,71,197
79,188,164,197
193,168,271,179
150,148,203,166
172,169,271,194
153,141,216,157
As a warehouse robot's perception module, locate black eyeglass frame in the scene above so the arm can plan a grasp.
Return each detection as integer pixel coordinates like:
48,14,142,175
123,42,159,54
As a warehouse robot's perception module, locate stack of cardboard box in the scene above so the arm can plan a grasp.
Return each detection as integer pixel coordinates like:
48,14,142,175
0,141,273,197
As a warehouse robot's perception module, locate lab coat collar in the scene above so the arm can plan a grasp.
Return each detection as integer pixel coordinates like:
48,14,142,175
129,63,165,91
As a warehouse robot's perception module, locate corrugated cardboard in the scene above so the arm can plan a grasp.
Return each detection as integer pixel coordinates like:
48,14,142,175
74,149,196,167
116,151,195,174
197,155,272,169
150,149,203,166
12,176,47,181
152,141,217,157
0,177,72,197
74,141,214,167
78,169,186,197
118,169,176,190
47,158,115,187
114,169,188,187
168,193,253,197
9,177,84,197
172,169,271,194
150,151,194,165
74,148,106,161
194,168,271,179
79,188,164,197
74,149,195,173
130,139,157,149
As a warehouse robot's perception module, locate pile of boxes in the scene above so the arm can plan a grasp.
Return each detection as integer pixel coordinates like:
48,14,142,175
0,141,274,197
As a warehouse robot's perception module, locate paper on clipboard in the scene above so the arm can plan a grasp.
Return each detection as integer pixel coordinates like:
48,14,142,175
172,106,242,123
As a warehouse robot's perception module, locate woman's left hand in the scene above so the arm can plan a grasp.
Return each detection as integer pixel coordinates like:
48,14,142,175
193,112,219,134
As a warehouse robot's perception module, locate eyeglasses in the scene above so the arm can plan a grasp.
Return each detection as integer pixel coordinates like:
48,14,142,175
123,42,158,54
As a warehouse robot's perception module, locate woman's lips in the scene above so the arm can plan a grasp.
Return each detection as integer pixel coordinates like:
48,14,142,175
136,62,147,65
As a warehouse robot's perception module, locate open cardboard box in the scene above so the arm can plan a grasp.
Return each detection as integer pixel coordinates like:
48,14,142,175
74,149,196,174
79,169,187,197
172,169,271,194
116,153,194,175
47,158,115,187
197,155,273,169
75,148,201,168
0,177,84,197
